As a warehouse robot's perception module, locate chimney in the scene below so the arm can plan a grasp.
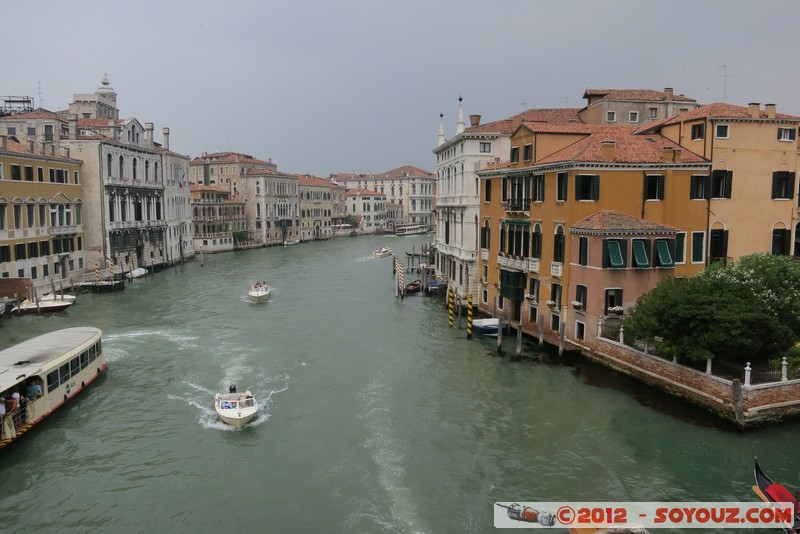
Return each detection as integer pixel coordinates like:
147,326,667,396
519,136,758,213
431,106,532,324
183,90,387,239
664,87,674,99
162,127,170,151
662,146,674,161
494,156,500,167
672,148,682,162
27,139,35,153
469,114,481,127
68,114,78,140
748,103,760,119
110,119,118,142
145,122,154,148
601,140,616,162
1,135,6,151
765,103,776,118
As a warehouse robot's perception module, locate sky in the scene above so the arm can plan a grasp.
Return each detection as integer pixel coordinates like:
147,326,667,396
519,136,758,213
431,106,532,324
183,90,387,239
4,0,800,177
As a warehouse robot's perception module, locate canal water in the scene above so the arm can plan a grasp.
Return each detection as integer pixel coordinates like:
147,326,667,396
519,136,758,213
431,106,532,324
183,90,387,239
0,234,797,533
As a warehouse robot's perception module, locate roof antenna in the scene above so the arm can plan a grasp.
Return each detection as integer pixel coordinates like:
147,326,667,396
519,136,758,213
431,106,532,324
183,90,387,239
515,100,527,108
717,64,732,103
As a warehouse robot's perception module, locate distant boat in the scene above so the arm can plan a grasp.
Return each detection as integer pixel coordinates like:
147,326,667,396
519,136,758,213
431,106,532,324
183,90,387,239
283,238,300,246
248,281,270,302
40,293,77,304
214,386,258,428
125,267,147,279
395,224,429,236
12,298,73,315
404,279,422,294
373,247,392,258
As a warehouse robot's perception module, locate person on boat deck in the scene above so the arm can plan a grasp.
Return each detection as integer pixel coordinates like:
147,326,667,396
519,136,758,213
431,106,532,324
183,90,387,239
26,379,40,401
13,392,25,420
0,398,5,420
4,394,18,422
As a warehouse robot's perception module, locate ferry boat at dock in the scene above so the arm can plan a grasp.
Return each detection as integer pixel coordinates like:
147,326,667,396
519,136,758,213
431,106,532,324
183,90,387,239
0,327,107,449
395,224,429,236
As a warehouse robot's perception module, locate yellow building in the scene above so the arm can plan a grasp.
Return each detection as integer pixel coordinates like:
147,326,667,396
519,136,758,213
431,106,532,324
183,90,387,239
0,135,85,290
477,123,710,343
642,102,800,260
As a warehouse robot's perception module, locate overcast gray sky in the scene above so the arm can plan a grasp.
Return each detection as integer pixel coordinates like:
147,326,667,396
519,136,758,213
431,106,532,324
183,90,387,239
5,1,799,176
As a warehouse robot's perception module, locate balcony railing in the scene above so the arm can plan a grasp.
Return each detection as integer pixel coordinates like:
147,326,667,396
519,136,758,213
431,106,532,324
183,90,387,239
50,224,80,236
551,262,563,277
503,198,530,213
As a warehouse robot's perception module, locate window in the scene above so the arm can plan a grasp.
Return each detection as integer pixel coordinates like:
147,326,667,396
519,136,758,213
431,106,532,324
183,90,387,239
529,278,540,301
510,147,519,163
629,111,639,123
644,175,664,200
480,220,490,250
675,233,686,263
550,283,562,308
13,205,22,228
6,127,15,135
691,232,705,263
709,229,729,262
603,239,627,268
632,239,650,268
484,181,491,202
772,229,790,255
37,167,44,182
532,174,544,202
553,227,565,263
691,123,705,140
715,124,729,139
11,164,21,180
690,175,709,200
778,128,796,142
479,142,491,153
772,172,795,199
711,170,733,199
605,288,623,314
24,166,33,181
606,111,616,122
26,205,34,228
523,144,533,162
578,237,588,266
649,107,658,119
556,172,567,201
575,321,586,341
575,284,587,309
575,174,599,201
654,239,675,267
531,224,542,259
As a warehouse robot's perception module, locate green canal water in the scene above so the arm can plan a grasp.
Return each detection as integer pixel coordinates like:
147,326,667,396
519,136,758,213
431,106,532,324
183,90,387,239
0,234,797,533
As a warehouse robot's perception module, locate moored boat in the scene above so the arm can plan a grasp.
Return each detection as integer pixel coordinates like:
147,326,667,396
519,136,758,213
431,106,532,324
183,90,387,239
125,267,148,279
214,386,258,428
753,458,800,533
472,317,509,337
12,298,73,314
373,247,392,258
405,279,422,294
248,281,271,302
0,327,107,449
395,224,429,236
283,238,300,246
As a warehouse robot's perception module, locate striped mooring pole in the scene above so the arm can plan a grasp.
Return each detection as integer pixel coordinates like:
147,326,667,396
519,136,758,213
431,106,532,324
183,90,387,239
94,261,100,284
466,295,473,339
448,288,454,327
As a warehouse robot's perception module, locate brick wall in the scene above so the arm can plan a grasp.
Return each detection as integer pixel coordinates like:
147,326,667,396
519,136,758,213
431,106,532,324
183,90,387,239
0,278,32,301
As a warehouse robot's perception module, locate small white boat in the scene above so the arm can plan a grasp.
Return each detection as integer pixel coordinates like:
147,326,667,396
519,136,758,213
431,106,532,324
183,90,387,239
12,298,73,314
283,238,300,246
214,387,258,428
40,293,77,303
248,281,271,302
472,317,507,337
125,267,148,279
373,247,393,258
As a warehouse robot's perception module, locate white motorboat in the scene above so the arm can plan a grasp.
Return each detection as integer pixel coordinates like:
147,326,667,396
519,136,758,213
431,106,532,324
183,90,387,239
283,238,300,246
125,267,148,279
472,317,509,337
40,293,77,303
373,247,392,258
214,387,258,428
248,281,271,302
12,298,74,314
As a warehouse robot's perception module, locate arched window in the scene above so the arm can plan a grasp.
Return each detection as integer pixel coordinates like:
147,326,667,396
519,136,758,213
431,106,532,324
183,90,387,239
132,158,138,181
119,155,124,178
107,154,113,178
553,225,565,263
145,161,150,181
531,224,542,259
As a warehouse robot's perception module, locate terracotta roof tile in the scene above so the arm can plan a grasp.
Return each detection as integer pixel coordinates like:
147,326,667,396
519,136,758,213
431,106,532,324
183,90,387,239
345,188,383,197
659,102,800,126
0,108,66,121
582,88,697,103
464,108,583,135
571,210,680,235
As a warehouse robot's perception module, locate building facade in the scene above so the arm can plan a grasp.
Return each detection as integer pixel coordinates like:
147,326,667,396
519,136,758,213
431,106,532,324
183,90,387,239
345,189,387,233
298,175,335,241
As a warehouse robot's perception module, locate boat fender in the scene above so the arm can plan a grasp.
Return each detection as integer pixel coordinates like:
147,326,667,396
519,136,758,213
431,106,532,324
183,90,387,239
64,394,68,401
81,381,85,388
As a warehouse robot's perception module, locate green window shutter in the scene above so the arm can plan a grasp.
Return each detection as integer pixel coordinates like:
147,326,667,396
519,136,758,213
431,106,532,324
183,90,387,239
724,171,733,198
655,239,675,267
591,175,600,200
632,240,650,267
607,240,624,268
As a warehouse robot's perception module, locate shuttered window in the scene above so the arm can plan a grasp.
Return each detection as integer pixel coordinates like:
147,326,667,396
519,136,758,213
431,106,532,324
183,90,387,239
655,239,675,267
632,239,650,268
605,240,625,268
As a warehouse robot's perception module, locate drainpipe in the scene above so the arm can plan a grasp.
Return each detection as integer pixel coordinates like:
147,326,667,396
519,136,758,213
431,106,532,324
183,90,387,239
706,119,714,266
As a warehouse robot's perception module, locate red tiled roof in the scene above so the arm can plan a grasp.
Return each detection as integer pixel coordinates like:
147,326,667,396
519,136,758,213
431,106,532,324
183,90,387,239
571,210,680,234
1,108,66,121
658,102,800,126
376,165,434,178
345,188,383,197
533,126,707,165
77,118,123,127
465,108,583,135
298,175,335,187
583,88,697,103
190,151,275,167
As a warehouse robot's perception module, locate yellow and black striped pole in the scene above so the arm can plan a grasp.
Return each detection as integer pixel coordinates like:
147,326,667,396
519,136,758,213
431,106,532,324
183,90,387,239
448,288,454,327
108,257,114,281
467,295,473,339
94,261,100,284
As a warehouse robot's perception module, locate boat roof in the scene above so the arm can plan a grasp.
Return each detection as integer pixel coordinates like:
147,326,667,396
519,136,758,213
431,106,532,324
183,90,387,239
0,327,101,392
217,391,253,400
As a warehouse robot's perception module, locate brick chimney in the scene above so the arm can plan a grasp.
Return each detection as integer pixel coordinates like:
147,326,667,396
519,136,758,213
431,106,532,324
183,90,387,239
672,148,682,162
27,139,35,153
748,103,760,119
664,87,674,99
765,103,776,118
162,127,170,151
601,140,616,162
662,146,674,161
469,114,481,127
145,122,154,148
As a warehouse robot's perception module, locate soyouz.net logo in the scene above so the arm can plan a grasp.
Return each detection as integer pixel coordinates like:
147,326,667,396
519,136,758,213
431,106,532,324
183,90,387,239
494,502,794,529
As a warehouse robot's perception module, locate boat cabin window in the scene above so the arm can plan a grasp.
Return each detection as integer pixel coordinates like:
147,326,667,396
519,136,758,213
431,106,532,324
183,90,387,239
220,401,238,409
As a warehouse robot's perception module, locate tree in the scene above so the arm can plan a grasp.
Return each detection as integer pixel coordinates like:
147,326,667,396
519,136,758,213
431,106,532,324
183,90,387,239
623,254,800,363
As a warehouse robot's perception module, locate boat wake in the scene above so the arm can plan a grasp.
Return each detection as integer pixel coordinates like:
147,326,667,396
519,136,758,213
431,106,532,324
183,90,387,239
355,371,422,533
104,328,200,351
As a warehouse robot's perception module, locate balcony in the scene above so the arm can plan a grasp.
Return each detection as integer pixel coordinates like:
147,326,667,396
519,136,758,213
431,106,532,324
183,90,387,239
550,262,563,277
481,248,488,261
503,198,530,213
50,224,79,236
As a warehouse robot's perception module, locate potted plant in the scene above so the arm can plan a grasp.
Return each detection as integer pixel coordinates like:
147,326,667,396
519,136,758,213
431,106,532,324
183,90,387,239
524,293,536,302
608,305,624,315
546,299,557,308
571,300,583,310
